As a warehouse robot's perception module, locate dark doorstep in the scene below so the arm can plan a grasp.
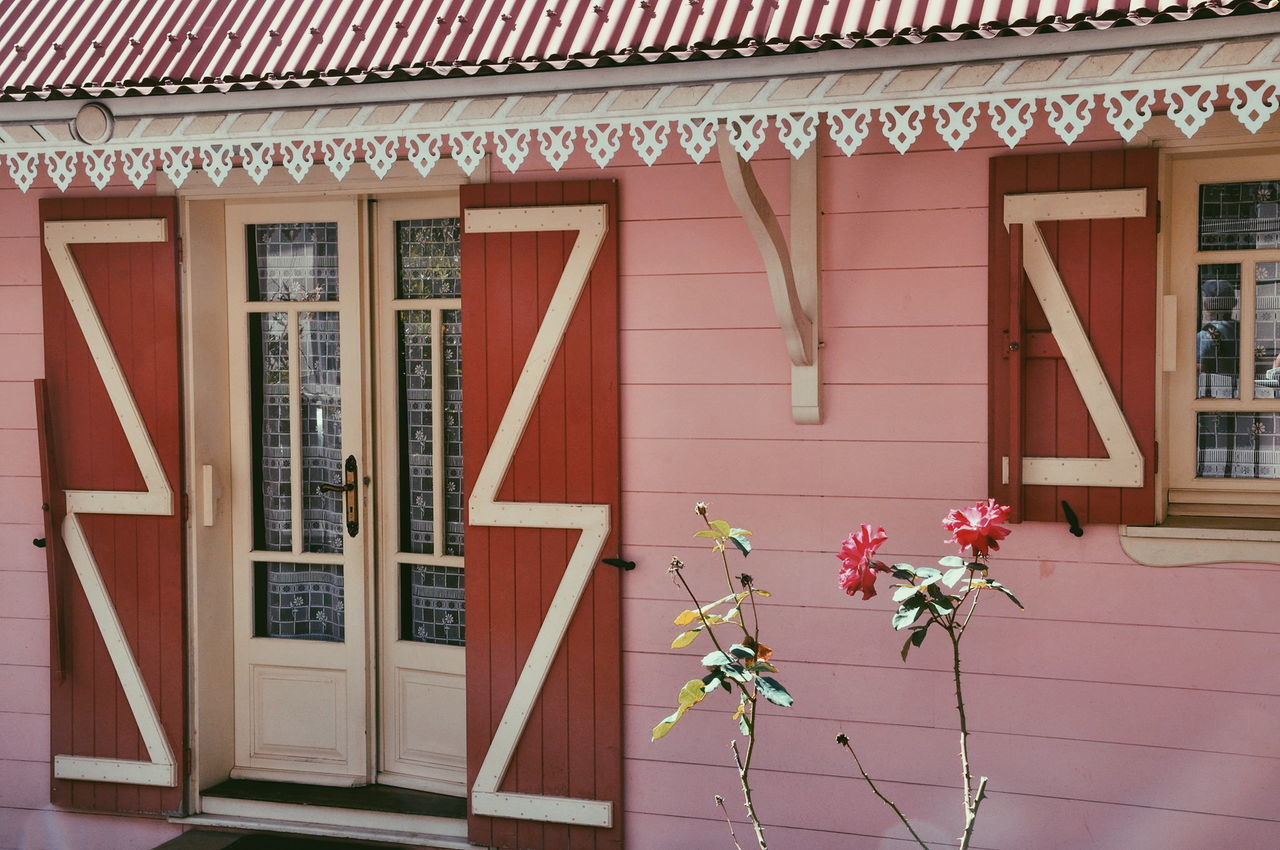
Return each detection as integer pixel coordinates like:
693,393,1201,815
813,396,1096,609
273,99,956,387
202,779,467,820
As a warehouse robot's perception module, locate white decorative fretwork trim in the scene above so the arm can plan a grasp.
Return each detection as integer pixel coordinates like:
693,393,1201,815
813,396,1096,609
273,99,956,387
1,37,1279,191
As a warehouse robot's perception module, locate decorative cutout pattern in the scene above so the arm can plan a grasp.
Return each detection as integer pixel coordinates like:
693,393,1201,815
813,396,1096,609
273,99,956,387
1166,85,1217,139
1045,94,1095,145
880,105,925,154
7,152,37,192
281,140,314,182
407,134,442,176
933,103,979,151
364,136,398,178
323,138,355,180
493,129,530,173
161,147,192,188
3,77,1278,191
83,149,115,189
776,110,819,159
676,118,717,163
989,97,1038,148
199,144,233,186
726,114,768,160
827,108,871,155
1229,80,1280,134
450,131,486,175
630,120,670,166
1102,89,1156,141
122,148,153,189
46,150,77,191
242,143,273,184
538,127,575,171
584,122,622,168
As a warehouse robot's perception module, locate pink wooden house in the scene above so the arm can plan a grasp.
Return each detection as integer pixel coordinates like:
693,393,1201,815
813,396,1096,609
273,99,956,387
0,1,1277,848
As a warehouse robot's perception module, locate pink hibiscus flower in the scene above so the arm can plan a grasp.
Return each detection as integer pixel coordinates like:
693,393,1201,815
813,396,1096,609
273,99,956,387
942,499,1012,558
837,524,888,600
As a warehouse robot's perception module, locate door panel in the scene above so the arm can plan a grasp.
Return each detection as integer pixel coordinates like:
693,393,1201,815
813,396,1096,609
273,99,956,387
227,201,370,786
374,197,468,794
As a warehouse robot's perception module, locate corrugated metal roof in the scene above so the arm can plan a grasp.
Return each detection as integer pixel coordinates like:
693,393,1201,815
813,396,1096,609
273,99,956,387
0,0,1271,101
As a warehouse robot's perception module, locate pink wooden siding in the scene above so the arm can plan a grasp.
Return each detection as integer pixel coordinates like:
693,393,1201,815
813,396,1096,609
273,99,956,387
0,118,1276,850
502,118,1279,848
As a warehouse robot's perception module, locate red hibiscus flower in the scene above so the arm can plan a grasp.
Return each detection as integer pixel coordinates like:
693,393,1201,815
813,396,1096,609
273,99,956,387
837,524,888,600
942,499,1012,558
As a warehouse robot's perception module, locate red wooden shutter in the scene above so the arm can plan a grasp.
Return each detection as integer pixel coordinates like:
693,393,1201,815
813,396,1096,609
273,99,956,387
39,197,186,814
461,181,622,849
989,149,1158,526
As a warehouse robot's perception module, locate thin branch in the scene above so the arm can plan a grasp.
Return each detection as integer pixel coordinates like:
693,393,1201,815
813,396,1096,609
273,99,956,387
838,736,930,849
731,739,769,850
958,777,989,850
949,624,975,811
715,795,747,850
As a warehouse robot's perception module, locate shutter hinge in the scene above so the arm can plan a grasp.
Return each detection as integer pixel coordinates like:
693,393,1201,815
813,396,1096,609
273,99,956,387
1155,200,1161,234
180,491,190,523
1153,441,1159,475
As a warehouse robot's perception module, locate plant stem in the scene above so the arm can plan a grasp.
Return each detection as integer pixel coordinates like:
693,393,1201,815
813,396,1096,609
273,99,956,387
948,624,974,812
958,777,988,850
672,565,736,664
731,738,768,850
839,737,930,849
714,795,747,850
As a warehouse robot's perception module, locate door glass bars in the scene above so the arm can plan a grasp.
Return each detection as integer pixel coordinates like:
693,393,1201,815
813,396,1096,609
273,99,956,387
246,222,346,641
394,218,465,646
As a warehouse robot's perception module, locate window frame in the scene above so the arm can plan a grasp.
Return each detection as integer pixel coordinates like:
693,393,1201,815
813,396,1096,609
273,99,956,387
1166,150,1280,518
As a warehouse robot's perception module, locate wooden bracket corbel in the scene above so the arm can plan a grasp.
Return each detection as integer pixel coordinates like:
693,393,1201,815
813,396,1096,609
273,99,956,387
717,129,822,424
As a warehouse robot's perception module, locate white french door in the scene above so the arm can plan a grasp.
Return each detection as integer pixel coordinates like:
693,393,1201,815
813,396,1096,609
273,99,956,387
224,196,466,793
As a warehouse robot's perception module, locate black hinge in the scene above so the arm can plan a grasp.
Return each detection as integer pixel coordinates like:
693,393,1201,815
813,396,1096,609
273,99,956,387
180,491,190,523
175,235,184,268
1155,200,1162,234
1153,440,1159,475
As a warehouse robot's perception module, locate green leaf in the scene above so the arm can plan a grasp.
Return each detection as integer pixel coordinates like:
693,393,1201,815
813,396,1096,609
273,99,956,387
671,629,702,649
729,643,756,660
938,555,967,568
915,567,942,581
925,583,955,614
701,650,734,667
890,563,918,580
651,709,683,741
892,596,929,630
752,589,772,598
910,626,929,648
729,534,752,556
987,580,1025,609
756,676,794,707
693,530,720,539
722,663,753,684
710,520,732,537
892,584,922,602
730,528,752,538
738,713,750,735
941,567,968,588
750,661,778,673
702,677,723,694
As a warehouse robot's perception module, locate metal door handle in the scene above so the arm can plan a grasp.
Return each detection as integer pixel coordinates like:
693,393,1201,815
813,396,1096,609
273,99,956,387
316,456,359,536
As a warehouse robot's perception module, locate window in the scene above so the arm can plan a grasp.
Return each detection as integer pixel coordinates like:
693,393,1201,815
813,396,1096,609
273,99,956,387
1166,151,1280,522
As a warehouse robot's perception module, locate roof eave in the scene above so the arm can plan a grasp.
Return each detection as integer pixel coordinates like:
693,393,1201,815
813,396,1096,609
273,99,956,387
2,12,1276,123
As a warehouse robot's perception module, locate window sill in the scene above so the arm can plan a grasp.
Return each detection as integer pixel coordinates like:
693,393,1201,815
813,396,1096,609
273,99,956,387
1119,517,1280,566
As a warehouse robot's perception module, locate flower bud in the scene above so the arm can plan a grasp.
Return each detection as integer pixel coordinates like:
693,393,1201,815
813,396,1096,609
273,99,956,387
694,501,708,516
